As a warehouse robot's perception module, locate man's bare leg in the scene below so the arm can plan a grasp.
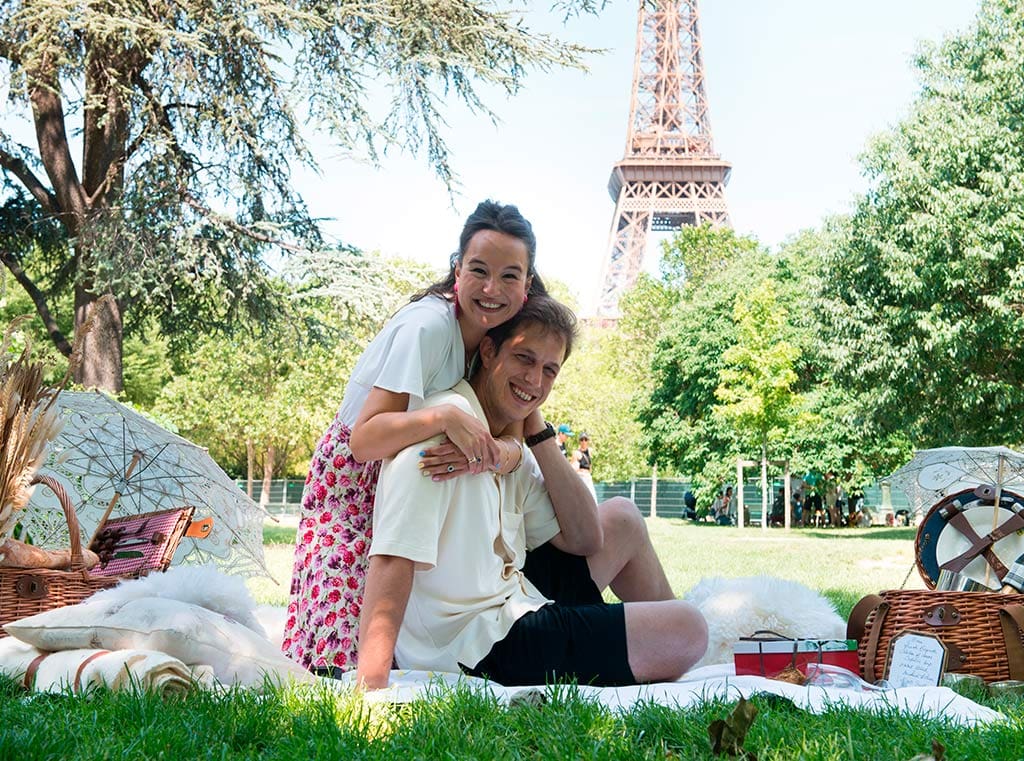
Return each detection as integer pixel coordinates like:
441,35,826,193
623,600,708,681
586,497,675,602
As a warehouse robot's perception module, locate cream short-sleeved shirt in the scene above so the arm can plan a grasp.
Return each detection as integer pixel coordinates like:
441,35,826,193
336,296,466,426
370,380,562,673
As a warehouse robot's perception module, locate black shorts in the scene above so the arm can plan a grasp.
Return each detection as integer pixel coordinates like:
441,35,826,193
463,543,636,687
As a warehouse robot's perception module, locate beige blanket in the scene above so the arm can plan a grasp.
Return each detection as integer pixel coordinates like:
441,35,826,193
0,636,217,696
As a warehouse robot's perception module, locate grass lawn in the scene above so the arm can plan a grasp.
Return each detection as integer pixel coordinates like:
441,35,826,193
253,518,927,618
4,519,1023,760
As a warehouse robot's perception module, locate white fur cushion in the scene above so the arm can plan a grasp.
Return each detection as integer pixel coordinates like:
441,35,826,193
3,597,312,687
684,575,846,669
86,565,266,637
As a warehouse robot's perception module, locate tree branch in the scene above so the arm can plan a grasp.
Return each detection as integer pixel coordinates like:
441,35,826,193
183,193,306,253
0,249,73,357
0,146,58,213
29,72,88,230
0,39,19,67
125,72,193,170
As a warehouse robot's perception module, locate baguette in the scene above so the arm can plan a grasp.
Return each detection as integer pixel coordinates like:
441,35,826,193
0,538,100,570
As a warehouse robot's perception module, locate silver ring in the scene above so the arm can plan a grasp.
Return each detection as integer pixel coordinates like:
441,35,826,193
468,456,481,464
446,464,455,473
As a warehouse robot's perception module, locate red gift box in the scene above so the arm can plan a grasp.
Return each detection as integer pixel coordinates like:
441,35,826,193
733,634,859,678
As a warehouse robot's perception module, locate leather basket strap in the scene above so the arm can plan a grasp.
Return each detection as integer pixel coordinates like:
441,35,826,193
862,600,891,683
847,594,887,682
847,594,884,642
942,510,1019,578
999,605,1024,681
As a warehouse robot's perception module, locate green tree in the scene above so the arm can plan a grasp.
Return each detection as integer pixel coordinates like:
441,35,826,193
820,0,1024,447
155,330,354,501
638,227,773,502
0,1,598,392
714,280,801,525
544,322,650,482
658,222,761,292
155,252,437,484
772,228,912,495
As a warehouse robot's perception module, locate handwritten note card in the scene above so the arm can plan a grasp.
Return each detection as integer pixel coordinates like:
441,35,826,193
886,632,947,688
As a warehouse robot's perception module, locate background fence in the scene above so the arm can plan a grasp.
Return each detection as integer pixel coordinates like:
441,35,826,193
242,475,913,524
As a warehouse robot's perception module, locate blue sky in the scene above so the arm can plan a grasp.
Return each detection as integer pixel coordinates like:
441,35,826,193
295,0,979,314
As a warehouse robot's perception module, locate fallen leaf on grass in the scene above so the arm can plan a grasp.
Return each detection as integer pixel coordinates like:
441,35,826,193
908,739,946,761
708,697,758,759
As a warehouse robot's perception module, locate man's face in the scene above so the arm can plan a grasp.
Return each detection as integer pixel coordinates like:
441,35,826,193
477,323,566,430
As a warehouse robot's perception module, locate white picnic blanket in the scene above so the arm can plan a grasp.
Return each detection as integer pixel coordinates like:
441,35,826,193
0,636,217,696
335,664,1005,727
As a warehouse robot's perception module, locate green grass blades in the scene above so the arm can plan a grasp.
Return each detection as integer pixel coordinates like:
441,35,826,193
2,677,1023,760
3,518,1014,759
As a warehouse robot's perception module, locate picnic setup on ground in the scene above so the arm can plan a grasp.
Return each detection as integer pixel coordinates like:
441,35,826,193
0,317,1019,732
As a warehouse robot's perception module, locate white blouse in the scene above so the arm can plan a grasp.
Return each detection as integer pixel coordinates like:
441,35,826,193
336,295,466,427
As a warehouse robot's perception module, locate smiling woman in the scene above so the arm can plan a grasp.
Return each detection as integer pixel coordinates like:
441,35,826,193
282,200,551,676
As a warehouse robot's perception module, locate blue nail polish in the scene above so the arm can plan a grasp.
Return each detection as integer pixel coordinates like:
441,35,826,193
418,451,426,457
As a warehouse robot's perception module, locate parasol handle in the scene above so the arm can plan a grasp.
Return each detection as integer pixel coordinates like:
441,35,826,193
87,450,144,546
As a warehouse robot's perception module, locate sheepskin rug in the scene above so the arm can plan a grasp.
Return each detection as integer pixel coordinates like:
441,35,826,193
88,565,267,637
684,576,846,669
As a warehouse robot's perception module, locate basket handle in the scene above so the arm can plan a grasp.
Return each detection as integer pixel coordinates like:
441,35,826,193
30,474,86,573
999,605,1024,681
847,593,887,682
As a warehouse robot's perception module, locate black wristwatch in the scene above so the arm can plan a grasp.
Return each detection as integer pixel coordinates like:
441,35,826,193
525,422,556,448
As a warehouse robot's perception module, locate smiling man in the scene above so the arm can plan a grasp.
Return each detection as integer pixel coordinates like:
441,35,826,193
355,296,707,689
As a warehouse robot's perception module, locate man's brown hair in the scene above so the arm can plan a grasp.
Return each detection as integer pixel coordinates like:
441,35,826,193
485,294,577,363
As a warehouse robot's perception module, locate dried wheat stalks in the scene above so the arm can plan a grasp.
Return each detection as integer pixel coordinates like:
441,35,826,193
0,317,65,541
0,298,112,548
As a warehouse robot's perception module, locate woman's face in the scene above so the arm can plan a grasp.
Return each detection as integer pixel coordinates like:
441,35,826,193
454,229,532,333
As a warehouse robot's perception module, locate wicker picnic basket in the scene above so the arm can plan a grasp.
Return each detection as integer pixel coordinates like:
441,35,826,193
0,474,120,637
848,589,1024,683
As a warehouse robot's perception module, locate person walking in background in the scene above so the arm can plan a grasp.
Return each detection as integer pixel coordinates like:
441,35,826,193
571,432,597,501
824,472,839,527
724,485,738,525
556,424,573,458
712,490,729,525
282,200,547,676
770,487,785,527
806,491,824,527
683,489,697,520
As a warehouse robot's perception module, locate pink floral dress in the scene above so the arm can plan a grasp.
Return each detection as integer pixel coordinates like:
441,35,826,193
281,418,380,672
281,296,465,673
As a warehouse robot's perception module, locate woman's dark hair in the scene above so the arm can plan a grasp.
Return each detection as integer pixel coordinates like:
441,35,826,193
409,200,548,303
484,293,578,364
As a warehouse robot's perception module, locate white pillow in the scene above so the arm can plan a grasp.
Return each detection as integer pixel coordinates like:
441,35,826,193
86,564,267,637
4,597,313,687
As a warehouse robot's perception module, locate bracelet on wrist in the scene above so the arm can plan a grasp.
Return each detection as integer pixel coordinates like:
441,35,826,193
507,441,524,474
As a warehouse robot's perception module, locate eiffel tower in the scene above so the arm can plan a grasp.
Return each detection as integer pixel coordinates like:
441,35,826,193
596,0,731,317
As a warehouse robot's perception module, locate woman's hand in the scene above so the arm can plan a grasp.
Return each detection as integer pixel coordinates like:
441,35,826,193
439,406,501,474
420,434,523,480
418,437,472,481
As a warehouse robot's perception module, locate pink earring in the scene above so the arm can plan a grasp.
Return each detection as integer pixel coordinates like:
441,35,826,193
523,293,528,304
453,281,461,318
